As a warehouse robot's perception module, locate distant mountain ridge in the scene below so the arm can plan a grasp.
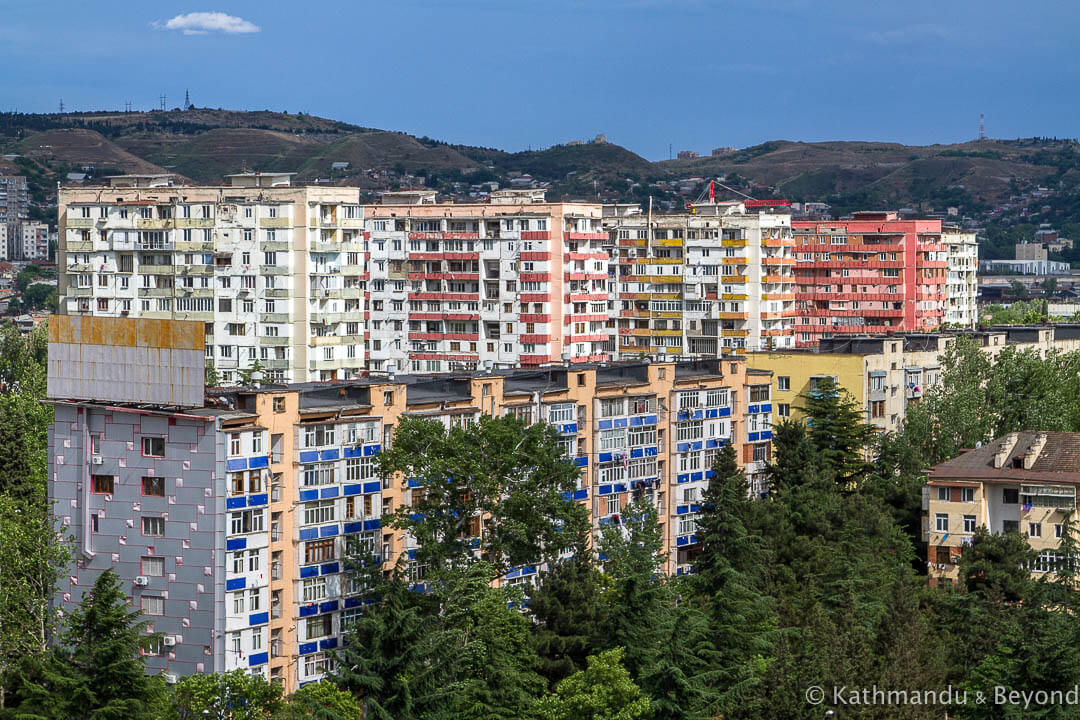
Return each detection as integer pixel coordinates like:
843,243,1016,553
1,109,1077,214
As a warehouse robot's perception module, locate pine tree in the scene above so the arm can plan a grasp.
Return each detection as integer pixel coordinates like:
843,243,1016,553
8,569,164,719
331,568,447,720
529,552,605,687
595,498,671,681
797,376,872,486
688,444,775,717
765,419,819,494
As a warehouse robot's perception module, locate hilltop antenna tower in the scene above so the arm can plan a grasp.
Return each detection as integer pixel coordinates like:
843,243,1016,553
159,93,166,111
58,98,64,113
185,89,190,108
979,113,985,141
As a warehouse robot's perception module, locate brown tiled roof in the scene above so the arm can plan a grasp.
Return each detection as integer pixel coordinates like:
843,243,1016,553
930,431,1080,483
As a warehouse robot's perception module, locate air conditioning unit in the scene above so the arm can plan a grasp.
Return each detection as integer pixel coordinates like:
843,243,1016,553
163,673,179,685
91,456,103,465
133,576,149,587
163,636,176,647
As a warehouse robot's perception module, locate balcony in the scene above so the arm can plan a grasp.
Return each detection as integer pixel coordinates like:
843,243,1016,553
271,562,281,580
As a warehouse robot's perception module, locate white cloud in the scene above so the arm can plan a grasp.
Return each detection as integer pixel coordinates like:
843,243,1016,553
866,24,947,45
152,12,260,35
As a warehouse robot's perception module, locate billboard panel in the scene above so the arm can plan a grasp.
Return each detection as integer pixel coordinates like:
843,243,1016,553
47,316,205,407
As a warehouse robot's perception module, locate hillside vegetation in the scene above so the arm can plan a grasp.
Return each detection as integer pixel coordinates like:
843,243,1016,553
2,109,1078,217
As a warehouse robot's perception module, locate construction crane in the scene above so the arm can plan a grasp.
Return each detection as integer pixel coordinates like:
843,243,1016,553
686,178,789,212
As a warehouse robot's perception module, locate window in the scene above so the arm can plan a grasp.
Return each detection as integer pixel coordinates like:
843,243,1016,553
273,397,285,413
345,457,375,481
1057,524,1066,539
306,615,333,639
230,434,241,456
233,592,245,615
1029,523,1042,538
962,515,976,533
777,376,790,391
141,556,165,576
548,404,575,424
934,514,948,533
142,476,165,497
248,549,260,572
91,475,114,494
1003,520,1020,534
248,589,261,612
142,516,165,536
303,500,336,526
1003,488,1019,504
142,437,165,457
870,401,885,419
304,424,336,448
145,636,165,656
937,487,950,502
304,538,336,564
140,596,164,616
777,403,791,418
961,487,975,503
229,509,265,535
302,464,336,487
303,652,332,678
302,576,328,603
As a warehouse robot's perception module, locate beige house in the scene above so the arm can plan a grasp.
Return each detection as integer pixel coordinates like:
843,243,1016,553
924,431,1080,587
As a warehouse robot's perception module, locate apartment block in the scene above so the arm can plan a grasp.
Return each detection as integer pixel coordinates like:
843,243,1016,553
792,212,948,346
0,175,30,224
747,325,1080,436
20,221,50,260
924,431,1080,587
365,188,612,372
49,315,770,690
942,227,978,328
603,202,795,356
57,173,367,385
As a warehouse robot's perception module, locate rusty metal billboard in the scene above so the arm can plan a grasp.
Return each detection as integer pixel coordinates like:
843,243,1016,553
47,316,205,407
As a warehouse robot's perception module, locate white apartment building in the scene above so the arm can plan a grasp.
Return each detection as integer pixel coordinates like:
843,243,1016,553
57,174,366,385
21,221,50,260
364,189,612,373
942,228,978,328
603,202,796,356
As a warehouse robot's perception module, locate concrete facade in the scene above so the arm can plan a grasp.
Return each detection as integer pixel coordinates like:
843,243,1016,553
603,202,795,356
924,431,1080,587
792,212,949,346
49,356,770,690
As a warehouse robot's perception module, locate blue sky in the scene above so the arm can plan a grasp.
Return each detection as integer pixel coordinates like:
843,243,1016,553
2,0,1077,160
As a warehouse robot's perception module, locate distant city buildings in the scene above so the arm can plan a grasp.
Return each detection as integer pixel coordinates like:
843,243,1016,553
980,241,1070,276
792,212,953,346
56,173,989,381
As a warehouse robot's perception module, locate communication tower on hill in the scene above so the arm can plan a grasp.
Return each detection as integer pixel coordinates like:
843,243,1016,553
979,113,986,141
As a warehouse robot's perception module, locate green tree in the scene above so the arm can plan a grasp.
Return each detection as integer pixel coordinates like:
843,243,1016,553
331,565,448,720
166,670,283,720
687,444,774,716
958,527,1036,604
765,419,819,494
205,361,221,388
6,569,164,719
902,335,995,464
0,495,69,710
796,376,872,485
1009,278,1030,301
596,498,671,680
529,547,606,687
439,562,545,719
534,648,650,720
280,681,364,720
377,415,588,574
